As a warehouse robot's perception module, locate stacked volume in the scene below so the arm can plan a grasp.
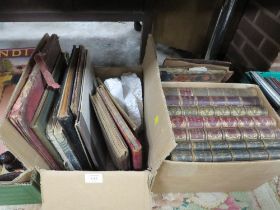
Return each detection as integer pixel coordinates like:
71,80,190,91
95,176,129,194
164,87,280,162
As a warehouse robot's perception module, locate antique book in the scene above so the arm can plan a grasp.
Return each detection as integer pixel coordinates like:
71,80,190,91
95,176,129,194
97,85,142,170
173,127,280,142
74,54,107,170
91,93,130,170
70,45,86,118
46,103,82,170
165,95,261,107
160,68,227,82
163,87,257,97
8,34,62,169
56,46,92,170
30,53,67,169
170,116,276,129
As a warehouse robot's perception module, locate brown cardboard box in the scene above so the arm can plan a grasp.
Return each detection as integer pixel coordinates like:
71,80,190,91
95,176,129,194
0,35,162,210
150,82,280,193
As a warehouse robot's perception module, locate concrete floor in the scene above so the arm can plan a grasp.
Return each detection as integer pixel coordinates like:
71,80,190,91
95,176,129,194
0,22,183,66
0,22,141,66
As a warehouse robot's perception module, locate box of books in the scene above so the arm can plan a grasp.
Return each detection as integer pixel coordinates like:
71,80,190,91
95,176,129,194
0,34,159,209
150,81,280,192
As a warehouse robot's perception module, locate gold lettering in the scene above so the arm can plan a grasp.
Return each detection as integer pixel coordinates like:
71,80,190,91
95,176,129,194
23,48,29,56
12,50,21,57
0,50,8,57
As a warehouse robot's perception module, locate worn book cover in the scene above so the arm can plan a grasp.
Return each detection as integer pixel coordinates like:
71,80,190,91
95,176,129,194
8,34,62,169
56,46,92,170
31,53,67,170
97,85,142,170
91,93,130,170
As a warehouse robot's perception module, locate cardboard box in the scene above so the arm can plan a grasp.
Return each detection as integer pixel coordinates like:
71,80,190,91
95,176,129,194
150,82,280,193
0,35,164,210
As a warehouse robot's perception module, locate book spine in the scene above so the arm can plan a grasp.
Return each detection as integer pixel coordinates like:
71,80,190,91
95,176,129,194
172,128,280,141
170,116,275,129
171,148,272,162
168,106,268,117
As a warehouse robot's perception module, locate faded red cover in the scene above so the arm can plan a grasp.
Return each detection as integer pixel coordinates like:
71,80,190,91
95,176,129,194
8,34,61,169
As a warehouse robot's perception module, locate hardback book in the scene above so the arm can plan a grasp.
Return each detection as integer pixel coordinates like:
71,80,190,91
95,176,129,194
168,105,268,117
97,85,142,170
8,34,62,169
74,51,107,170
46,102,82,170
173,127,280,142
170,116,276,129
165,95,261,107
91,93,130,170
30,53,67,170
160,68,227,82
56,46,92,170
163,87,257,97
170,148,279,162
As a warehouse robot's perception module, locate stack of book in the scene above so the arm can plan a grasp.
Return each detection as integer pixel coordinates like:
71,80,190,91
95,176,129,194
164,87,280,162
4,33,143,172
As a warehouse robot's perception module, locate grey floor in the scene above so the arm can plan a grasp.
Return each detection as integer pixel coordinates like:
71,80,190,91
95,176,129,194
0,22,182,66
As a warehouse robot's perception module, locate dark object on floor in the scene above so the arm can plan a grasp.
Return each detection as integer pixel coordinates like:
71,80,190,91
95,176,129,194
0,151,25,171
134,21,142,32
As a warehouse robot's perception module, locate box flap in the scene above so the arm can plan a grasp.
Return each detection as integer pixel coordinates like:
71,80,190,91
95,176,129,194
41,170,152,210
142,35,177,175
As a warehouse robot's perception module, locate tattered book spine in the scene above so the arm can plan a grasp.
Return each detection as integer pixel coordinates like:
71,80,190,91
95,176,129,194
163,87,256,97
170,116,276,129
172,127,280,141
165,96,261,107
170,149,280,162
168,106,268,117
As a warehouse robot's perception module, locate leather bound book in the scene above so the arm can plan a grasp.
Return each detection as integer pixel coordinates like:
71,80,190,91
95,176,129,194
248,149,269,160
175,141,211,151
204,116,222,128
262,139,280,149
56,46,92,170
214,106,231,116
188,128,206,141
97,85,142,170
168,106,182,116
185,116,204,128
222,128,242,141
212,150,232,162
193,150,213,162
197,106,215,116
245,139,265,149
231,149,250,161
245,106,268,116
165,95,181,106
163,87,193,97
173,128,187,142
227,140,247,150
209,141,229,150
170,150,193,162
182,106,198,116
267,149,280,160
205,128,223,141
252,116,277,127
170,115,187,129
